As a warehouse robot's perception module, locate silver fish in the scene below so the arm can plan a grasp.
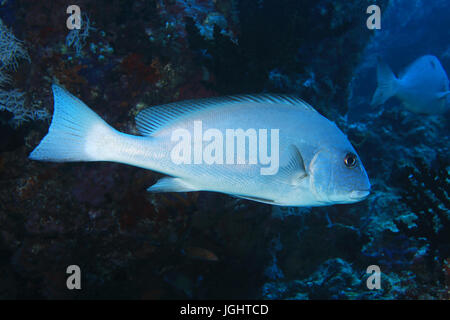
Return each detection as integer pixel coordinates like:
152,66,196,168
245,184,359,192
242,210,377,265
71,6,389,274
371,55,450,114
29,85,370,207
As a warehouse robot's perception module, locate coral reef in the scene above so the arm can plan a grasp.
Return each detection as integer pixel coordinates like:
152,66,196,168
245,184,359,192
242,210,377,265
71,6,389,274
390,156,449,296
184,0,389,116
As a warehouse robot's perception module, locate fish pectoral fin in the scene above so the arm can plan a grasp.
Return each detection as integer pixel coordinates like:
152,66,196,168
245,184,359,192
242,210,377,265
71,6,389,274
147,177,201,193
436,91,450,100
278,145,307,186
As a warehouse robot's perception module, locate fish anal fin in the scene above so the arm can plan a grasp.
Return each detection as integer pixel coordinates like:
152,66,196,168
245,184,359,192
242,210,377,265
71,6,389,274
147,177,201,193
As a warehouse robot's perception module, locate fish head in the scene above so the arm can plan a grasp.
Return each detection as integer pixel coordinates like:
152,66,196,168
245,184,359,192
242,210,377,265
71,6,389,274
309,146,370,205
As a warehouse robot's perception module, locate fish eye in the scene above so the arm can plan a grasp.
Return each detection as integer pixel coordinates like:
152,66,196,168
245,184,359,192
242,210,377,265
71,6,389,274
344,153,357,168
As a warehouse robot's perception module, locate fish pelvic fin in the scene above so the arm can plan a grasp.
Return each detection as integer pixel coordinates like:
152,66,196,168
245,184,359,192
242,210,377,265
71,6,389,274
231,194,277,205
147,177,201,193
370,59,399,107
29,85,118,162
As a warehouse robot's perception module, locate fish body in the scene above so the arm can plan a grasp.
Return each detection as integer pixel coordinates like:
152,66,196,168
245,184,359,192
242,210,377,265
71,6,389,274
371,55,450,114
30,85,370,207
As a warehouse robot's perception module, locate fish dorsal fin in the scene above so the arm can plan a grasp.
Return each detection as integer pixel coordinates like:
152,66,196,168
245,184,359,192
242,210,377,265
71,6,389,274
135,94,317,136
278,145,308,186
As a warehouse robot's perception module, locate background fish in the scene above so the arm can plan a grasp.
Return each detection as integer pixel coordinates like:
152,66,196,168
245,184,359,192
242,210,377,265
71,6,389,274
371,55,450,114
182,246,219,262
29,85,370,207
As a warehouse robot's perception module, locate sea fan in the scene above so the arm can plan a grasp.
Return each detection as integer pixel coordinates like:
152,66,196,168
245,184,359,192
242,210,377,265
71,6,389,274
0,18,48,126
0,18,30,71
65,14,94,57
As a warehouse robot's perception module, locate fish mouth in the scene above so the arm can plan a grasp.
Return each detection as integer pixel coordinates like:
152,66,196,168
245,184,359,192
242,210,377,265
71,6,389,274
349,190,370,200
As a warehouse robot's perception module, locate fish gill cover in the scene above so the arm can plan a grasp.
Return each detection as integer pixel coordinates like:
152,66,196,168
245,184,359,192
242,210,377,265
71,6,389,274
0,0,448,300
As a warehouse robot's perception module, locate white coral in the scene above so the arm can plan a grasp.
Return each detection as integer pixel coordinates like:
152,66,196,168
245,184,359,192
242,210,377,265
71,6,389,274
66,14,94,56
0,18,48,126
0,90,49,127
0,18,30,71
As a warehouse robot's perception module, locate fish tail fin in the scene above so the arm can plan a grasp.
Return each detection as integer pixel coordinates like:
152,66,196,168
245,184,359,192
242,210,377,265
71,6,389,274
371,59,399,106
29,85,118,162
